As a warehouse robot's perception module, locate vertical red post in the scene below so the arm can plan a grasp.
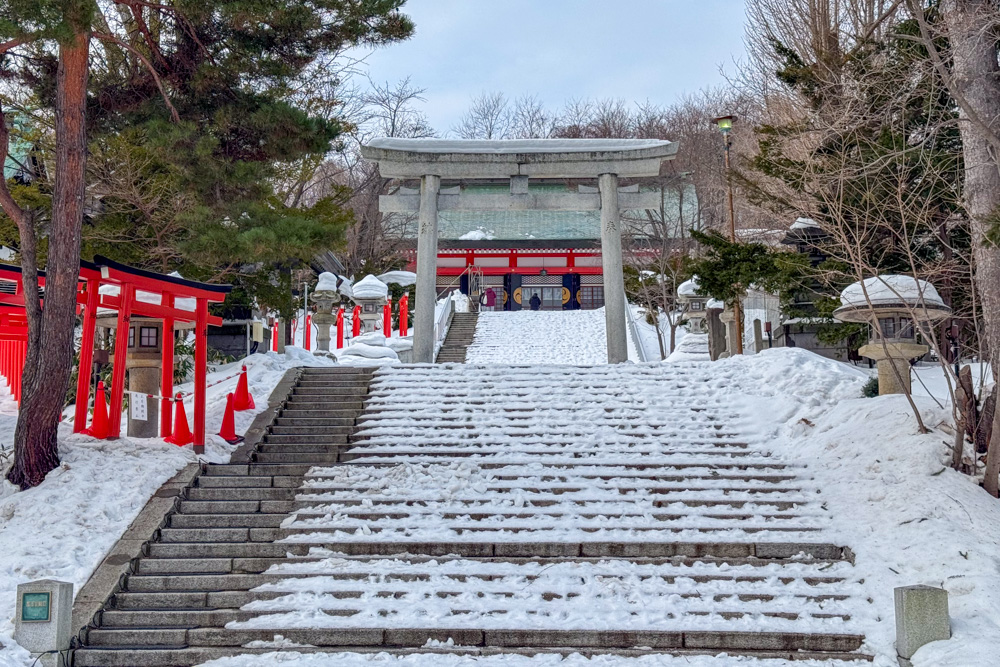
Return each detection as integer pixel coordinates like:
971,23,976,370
304,314,312,351
73,281,100,432
352,305,361,338
336,307,344,349
193,297,208,454
271,321,279,352
399,295,409,337
108,284,135,438
384,299,392,337
160,293,175,438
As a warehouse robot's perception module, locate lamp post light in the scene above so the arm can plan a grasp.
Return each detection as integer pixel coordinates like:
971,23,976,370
712,114,744,355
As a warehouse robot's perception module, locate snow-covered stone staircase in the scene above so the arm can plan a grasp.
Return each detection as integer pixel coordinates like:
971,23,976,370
74,363,872,665
435,312,478,363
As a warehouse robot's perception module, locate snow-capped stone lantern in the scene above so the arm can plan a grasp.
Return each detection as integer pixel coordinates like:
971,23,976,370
311,272,341,353
350,274,389,334
833,275,951,395
677,276,707,333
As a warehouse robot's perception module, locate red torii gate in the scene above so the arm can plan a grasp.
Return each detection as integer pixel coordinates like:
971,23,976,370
73,256,231,453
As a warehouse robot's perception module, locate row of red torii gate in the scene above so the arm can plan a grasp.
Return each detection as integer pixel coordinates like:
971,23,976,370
0,257,231,453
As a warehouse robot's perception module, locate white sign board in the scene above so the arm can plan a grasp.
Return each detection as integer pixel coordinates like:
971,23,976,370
129,393,148,421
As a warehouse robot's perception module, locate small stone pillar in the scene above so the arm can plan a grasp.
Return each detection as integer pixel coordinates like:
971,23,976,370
719,307,739,359
706,306,726,362
860,341,929,395
14,580,73,667
753,319,764,354
895,585,950,665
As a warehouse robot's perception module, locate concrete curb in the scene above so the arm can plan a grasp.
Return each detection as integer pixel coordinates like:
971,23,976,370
70,366,302,644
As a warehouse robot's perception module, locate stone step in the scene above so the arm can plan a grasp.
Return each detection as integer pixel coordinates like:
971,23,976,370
169,514,287,529
293,387,369,396
256,444,344,454
260,434,348,445
203,464,313,477
293,495,804,511
296,379,373,386
195,476,301,489
135,557,294,575
268,425,354,435
99,609,254,627
178,500,291,514
187,487,297,501
112,590,282,610
279,406,365,416
158,527,284,543
82,627,865,653
252,451,342,464
282,400,366,411
274,417,356,427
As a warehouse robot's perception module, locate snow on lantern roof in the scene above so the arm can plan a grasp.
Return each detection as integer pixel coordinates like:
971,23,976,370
791,217,820,230
314,272,340,293
707,298,725,310
839,275,946,309
377,270,416,287
677,276,700,297
352,274,389,300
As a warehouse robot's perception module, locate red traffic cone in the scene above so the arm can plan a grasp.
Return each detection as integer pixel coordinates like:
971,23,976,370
165,393,193,447
86,381,110,439
233,365,255,411
218,393,244,445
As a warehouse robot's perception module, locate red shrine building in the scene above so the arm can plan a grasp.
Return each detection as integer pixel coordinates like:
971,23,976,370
399,183,691,311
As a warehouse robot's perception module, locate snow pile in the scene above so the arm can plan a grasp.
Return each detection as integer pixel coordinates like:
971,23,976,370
458,228,495,241
840,275,946,308
791,217,820,230
350,275,389,300
707,298,724,310
666,332,709,362
338,343,398,361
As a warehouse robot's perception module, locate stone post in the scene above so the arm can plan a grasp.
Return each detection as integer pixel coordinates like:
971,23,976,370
895,585,950,665
599,173,628,364
859,341,928,395
413,174,441,364
706,306,725,361
753,319,764,354
276,320,286,353
15,580,73,667
311,289,338,353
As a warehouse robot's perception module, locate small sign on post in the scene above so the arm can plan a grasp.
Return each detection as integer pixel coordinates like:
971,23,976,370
129,392,148,421
14,580,73,667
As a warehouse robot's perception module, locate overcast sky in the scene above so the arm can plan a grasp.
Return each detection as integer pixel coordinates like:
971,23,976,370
352,0,748,135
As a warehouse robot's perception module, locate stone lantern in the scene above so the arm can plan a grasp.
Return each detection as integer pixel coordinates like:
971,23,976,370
677,276,707,333
833,275,951,395
311,272,341,353
350,274,389,335
96,310,193,438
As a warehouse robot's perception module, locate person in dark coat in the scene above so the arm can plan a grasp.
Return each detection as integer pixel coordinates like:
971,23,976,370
529,293,541,311
484,288,496,310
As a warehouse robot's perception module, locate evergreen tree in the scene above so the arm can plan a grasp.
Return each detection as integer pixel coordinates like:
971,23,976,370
0,0,413,488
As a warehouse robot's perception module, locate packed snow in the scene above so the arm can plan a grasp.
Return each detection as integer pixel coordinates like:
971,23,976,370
465,309,638,365
314,272,340,293
458,228,496,241
376,271,416,287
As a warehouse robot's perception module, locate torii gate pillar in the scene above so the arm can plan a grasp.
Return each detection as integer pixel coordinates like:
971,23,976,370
413,174,441,364
599,173,628,364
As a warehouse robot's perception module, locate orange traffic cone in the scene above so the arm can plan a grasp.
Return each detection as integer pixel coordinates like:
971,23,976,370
165,393,193,447
218,393,244,444
86,381,110,439
233,365,255,411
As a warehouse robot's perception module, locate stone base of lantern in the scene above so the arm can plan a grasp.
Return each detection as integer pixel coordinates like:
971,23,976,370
859,341,928,395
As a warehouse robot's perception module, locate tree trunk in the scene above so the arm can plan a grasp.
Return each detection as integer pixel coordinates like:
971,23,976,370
941,0,1000,496
6,29,90,489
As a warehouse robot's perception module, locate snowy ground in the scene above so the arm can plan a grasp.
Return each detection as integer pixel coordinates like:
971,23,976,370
0,348,358,667
466,309,638,364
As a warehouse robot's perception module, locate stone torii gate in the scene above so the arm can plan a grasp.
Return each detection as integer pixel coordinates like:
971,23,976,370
360,138,678,364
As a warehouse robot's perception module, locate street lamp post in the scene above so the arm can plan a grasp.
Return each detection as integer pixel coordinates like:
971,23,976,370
712,114,744,355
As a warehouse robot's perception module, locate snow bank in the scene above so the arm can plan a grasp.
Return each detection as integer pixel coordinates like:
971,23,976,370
338,343,398,361
458,228,495,241
840,275,945,308
376,271,416,287
351,275,389,300
697,348,1000,665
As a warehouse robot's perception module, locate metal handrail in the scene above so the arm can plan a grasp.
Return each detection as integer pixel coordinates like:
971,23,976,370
625,295,652,362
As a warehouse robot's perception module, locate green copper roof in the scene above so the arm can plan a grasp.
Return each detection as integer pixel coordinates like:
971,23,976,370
394,183,698,241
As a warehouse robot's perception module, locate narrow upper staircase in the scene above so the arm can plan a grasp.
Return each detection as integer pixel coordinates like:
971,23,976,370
74,363,872,666
435,312,478,363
